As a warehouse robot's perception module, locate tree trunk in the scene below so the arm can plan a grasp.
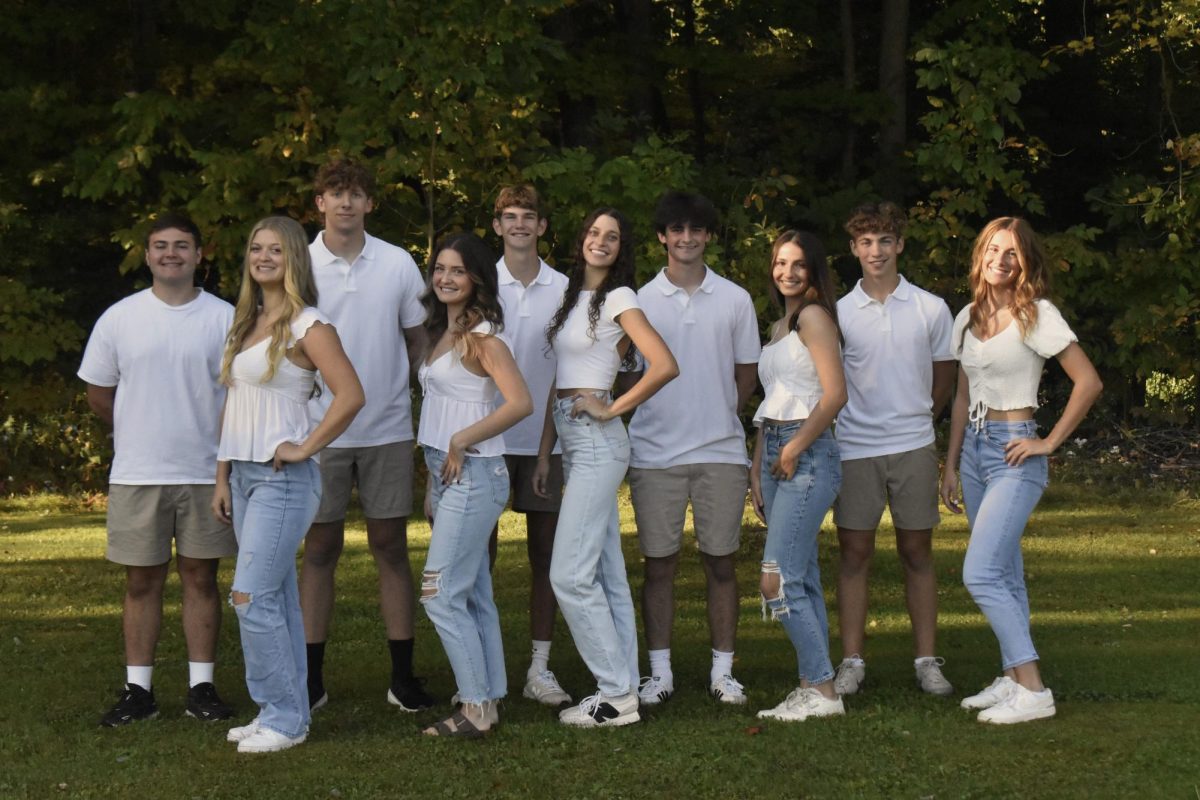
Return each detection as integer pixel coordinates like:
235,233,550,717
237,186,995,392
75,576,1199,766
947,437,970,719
840,0,857,183
878,0,909,198
681,0,707,160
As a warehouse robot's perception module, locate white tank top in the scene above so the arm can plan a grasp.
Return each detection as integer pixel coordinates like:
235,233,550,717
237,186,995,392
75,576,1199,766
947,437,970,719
753,329,825,425
417,322,506,456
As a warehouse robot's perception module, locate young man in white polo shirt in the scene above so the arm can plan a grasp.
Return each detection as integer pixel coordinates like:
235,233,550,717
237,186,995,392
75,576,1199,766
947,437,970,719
79,213,236,726
490,184,573,706
299,158,433,711
833,201,956,696
625,191,760,706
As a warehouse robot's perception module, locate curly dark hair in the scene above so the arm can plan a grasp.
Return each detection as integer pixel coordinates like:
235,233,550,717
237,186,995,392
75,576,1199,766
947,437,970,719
421,233,504,362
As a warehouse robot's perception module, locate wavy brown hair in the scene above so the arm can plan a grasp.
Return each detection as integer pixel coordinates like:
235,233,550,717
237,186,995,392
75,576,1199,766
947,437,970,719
421,233,504,364
769,230,841,342
966,217,1048,341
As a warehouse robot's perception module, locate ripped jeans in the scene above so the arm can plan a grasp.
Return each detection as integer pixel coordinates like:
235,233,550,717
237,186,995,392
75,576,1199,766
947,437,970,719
758,423,841,684
229,458,322,738
421,447,509,705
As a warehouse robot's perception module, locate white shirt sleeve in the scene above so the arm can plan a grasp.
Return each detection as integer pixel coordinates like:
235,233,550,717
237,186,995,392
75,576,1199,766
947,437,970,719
604,287,640,323
951,305,972,360
929,296,955,361
77,310,120,387
732,291,762,363
398,252,427,329
1024,300,1078,359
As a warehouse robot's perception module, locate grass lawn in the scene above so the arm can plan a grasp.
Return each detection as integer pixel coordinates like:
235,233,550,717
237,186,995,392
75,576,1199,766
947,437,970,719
1,474,1197,799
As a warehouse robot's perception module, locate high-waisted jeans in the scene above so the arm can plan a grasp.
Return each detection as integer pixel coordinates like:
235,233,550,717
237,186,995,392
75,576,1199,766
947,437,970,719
758,423,841,684
960,419,1049,670
229,458,322,738
421,447,509,705
548,394,639,697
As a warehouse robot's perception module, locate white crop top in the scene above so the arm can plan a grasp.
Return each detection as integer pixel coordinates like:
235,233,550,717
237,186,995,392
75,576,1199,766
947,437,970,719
753,329,826,426
552,287,639,389
417,322,507,456
952,299,1077,428
218,308,330,463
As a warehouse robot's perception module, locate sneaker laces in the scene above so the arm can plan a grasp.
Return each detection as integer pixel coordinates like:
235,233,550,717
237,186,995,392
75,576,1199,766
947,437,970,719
535,669,565,690
639,675,669,694
577,692,602,715
713,675,745,696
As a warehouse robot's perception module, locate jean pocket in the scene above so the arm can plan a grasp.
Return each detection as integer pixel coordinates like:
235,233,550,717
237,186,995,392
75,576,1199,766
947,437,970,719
489,461,510,507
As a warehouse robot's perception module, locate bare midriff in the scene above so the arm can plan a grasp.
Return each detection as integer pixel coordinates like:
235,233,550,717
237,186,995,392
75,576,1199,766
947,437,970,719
985,407,1034,421
557,387,607,398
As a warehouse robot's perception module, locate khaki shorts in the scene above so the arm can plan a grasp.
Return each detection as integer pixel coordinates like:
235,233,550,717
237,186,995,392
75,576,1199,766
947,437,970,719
313,442,415,523
505,454,564,514
629,463,749,558
833,444,941,531
106,484,236,567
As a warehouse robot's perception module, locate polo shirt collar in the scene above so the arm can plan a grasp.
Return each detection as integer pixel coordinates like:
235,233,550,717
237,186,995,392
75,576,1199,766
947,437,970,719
310,231,377,267
651,265,717,296
852,274,912,307
497,256,553,286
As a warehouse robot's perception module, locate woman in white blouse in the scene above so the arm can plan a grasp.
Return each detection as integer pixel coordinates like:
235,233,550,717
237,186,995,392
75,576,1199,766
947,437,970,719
533,208,678,728
212,216,364,753
748,231,848,723
416,233,532,738
940,217,1102,725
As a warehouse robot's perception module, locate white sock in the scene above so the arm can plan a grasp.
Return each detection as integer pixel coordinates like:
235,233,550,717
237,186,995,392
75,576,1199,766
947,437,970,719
127,665,153,691
529,640,552,676
648,648,672,680
711,649,734,684
188,661,215,688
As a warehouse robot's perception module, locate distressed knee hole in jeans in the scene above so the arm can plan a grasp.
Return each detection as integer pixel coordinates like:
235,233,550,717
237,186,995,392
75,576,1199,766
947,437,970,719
760,561,788,620
230,590,252,610
420,571,441,603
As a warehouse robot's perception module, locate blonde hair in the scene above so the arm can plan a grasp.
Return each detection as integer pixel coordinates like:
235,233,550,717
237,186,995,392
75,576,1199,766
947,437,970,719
967,217,1048,340
219,217,319,385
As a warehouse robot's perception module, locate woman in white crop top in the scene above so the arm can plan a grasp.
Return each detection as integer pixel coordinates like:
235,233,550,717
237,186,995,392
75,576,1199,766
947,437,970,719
532,208,677,727
940,218,1101,725
416,233,532,738
748,231,849,723
212,217,364,753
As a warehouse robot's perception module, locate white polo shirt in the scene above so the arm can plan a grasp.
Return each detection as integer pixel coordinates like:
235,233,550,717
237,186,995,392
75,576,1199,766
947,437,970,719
309,231,426,447
77,288,233,485
627,267,761,468
496,256,568,455
835,275,954,460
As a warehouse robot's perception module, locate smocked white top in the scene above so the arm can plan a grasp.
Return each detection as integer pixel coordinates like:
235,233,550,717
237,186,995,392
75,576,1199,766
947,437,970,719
218,308,330,463
753,328,826,426
417,322,507,457
552,287,639,389
952,299,1077,428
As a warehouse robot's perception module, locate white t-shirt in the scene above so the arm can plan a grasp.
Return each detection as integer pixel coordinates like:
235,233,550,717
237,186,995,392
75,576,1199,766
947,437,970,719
77,288,233,485
308,231,426,447
835,276,954,460
627,267,761,468
552,287,640,389
953,299,1077,427
496,257,568,456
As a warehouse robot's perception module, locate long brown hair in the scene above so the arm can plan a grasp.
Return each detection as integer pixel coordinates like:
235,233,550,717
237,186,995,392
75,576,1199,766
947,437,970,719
769,230,841,342
421,233,504,363
544,208,637,350
966,217,1048,340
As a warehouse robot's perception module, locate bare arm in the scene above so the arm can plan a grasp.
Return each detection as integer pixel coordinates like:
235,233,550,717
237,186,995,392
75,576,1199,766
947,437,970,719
274,323,365,468
86,384,116,427
734,363,758,414
931,359,957,419
404,324,426,383
1005,342,1103,465
532,381,559,498
772,307,847,480
939,365,969,513
572,308,679,421
749,426,765,524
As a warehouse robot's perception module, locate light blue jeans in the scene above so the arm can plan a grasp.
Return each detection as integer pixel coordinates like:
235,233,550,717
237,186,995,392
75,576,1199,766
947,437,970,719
549,394,639,697
759,423,841,684
421,448,509,705
229,458,321,738
960,420,1049,670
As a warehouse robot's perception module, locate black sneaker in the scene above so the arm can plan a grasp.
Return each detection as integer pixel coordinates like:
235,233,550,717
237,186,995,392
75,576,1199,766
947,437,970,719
100,683,158,727
386,676,434,712
185,682,234,721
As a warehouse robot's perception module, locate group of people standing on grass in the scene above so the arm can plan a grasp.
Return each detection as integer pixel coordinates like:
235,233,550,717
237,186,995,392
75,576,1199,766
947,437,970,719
79,156,1101,752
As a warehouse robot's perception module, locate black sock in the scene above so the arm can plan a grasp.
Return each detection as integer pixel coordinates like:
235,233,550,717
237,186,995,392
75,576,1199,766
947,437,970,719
307,642,326,699
388,638,414,684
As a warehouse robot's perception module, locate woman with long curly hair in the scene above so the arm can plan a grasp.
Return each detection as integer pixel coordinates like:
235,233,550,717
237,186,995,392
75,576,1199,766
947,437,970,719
532,208,678,728
213,216,364,753
416,233,532,738
940,217,1102,724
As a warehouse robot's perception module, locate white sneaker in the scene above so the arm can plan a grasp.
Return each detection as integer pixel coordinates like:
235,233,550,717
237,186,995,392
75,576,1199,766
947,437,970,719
961,676,1018,710
236,726,307,753
637,674,674,705
915,656,954,696
226,717,260,743
558,691,640,728
977,684,1056,724
523,669,571,706
757,687,845,722
833,657,865,695
708,674,748,705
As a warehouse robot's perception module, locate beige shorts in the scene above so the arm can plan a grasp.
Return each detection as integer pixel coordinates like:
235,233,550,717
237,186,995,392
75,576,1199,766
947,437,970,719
505,454,564,514
313,442,415,523
833,444,941,531
106,484,236,567
629,463,749,558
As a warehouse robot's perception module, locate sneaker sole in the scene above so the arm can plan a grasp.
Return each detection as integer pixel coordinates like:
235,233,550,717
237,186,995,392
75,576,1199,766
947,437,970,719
186,708,234,721
920,685,955,697
710,692,748,705
237,734,307,753
980,706,1056,725
961,696,1005,711
386,689,431,712
637,692,672,706
756,708,845,722
100,710,159,728
560,710,641,728
522,686,571,706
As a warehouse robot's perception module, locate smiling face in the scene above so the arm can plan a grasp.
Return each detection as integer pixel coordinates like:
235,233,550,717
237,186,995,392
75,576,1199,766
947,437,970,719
657,222,710,269
145,227,201,289
982,228,1021,290
248,228,286,288
849,231,904,282
492,205,546,255
771,241,811,299
315,184,374,236
431,247,475,308
583,214,622,269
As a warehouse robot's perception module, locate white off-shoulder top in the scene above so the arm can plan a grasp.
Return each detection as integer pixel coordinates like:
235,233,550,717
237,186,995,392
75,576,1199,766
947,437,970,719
753,329,825,426
552,287,639,389
952,299,1077,428
417,322,507,457
218,308,329,463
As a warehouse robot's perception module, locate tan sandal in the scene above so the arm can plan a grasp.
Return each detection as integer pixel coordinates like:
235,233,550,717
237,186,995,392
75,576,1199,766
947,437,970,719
422,709,487,739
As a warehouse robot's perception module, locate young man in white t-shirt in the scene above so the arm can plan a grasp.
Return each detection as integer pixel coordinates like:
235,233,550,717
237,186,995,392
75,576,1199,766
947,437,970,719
490,184,573,706
624,191,760,706
299,158,432,711
832,202,956,696
78,213,236,727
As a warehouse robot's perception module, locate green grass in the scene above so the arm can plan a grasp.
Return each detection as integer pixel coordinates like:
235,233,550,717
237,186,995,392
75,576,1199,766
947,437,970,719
1,477,1198,799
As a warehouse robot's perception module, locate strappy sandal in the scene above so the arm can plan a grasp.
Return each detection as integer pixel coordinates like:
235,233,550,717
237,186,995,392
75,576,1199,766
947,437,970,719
422,709,488,739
